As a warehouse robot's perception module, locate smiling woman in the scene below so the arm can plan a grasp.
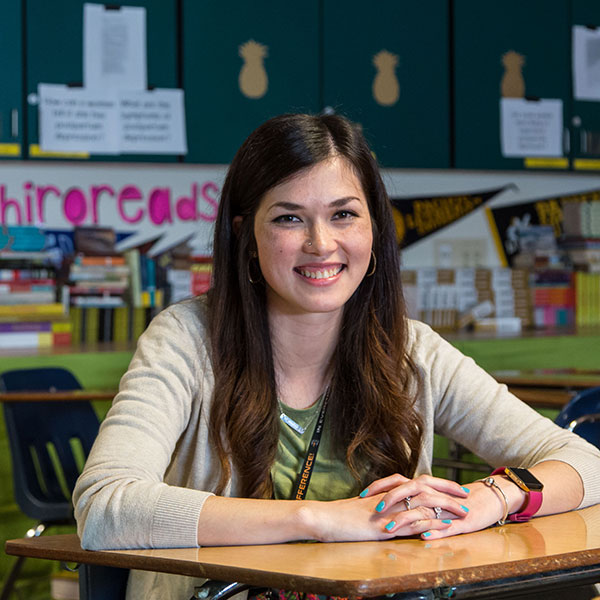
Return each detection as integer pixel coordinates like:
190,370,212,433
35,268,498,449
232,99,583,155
73,113,600,600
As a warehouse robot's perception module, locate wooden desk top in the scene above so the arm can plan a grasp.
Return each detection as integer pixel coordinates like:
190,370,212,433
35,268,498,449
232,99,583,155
6,506,600,597
0,390,117,402
493,369,600,389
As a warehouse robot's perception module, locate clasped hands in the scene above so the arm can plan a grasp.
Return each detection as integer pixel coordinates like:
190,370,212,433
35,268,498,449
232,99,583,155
311,473,509,542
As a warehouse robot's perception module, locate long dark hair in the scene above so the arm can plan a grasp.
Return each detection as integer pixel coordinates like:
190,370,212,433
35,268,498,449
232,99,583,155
207,113,422,498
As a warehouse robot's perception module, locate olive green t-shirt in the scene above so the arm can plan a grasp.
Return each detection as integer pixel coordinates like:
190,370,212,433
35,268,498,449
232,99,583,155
271,399,362,501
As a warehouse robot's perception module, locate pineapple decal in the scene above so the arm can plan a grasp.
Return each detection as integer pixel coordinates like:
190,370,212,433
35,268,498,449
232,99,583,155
239,40,269,99
372,50,400,106
501,51,526,98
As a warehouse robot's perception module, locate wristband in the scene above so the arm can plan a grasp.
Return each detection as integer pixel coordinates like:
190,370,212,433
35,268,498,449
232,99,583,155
491,467,543,522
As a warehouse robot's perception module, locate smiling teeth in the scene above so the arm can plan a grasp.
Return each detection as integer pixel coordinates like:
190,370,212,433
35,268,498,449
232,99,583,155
298,266,343,279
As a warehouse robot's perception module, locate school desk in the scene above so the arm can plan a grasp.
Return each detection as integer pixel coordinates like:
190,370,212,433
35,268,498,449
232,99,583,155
5,505,600,599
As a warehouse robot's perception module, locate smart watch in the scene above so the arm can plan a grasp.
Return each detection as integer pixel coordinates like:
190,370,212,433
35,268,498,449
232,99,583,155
491,467,544,522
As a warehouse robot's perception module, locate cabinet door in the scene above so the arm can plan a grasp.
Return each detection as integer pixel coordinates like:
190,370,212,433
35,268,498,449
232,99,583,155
454,0,571,170
26,0,178,162
571,0,600,171
323,0,450,168
182,0,320,164
0,0,23,159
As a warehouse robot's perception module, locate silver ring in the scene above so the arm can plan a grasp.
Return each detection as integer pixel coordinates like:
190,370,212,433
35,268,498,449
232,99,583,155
433,506,442,519
404,496,412,511
307,241,312,246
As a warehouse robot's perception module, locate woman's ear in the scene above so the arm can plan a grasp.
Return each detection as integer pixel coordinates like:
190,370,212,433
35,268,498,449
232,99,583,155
232,216,243,237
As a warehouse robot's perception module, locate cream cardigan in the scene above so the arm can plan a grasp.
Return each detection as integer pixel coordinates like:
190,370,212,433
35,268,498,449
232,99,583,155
73,297,600,600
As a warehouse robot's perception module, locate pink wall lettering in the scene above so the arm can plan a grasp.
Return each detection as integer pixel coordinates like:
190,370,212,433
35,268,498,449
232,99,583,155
90,185,115,224
0,181,222,230
176,183,198,221
148,188,173,225
36,185,61,224
0,186,22,224
63,188,88,225
117,185,144,224
24,182,34,223
200,182,219,221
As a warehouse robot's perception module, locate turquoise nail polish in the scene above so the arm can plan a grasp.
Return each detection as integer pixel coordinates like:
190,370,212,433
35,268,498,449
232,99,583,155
422,531,432,538
461,505,469,512
461,486,470,493
442,519,452,524
359,488,369,498
375,501,385,512
385,520,396,531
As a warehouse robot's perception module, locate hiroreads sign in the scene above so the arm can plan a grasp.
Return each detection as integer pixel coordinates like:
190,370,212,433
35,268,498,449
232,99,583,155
487,188,600,265
390,186,513,248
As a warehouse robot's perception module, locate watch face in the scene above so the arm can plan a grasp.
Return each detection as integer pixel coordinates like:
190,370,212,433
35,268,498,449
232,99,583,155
509,467,544,491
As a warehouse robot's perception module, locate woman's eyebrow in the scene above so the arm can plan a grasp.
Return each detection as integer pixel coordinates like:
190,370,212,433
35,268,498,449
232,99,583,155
268,196,362,212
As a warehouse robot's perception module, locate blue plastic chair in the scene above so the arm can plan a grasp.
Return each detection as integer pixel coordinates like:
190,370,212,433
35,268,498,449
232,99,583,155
555,386,600,448
1,367,101,600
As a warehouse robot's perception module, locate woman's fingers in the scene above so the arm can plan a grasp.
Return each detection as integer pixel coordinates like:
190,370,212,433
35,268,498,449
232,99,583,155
359,473,410,497
361,473,469,501
381,505,454,536
375,483,470,518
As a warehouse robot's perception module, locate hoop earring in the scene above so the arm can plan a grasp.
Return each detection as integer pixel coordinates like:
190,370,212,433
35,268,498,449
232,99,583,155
247,251,263,284
366,250,376,277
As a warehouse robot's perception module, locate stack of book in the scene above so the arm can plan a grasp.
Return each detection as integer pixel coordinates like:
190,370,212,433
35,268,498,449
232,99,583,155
562,200,600,238
532,269,576,328
124,248,165,309
0,227,70,349
575,271,600,327
69,255,130,308
166,259,212,304
401,268,458,331
401,267,532,333
161,240,212,304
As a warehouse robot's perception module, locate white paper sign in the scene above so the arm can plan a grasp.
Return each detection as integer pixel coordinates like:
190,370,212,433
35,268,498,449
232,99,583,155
500,98,563,158
573,25,600,102
84,3,147,91
39,84,119,154
39,85,187,155
119,89,187,154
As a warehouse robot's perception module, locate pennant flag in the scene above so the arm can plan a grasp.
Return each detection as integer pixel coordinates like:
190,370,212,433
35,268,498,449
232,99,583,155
487,188,600,265
390,186,514,249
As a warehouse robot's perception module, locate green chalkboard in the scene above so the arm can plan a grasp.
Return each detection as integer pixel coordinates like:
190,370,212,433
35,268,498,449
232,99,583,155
453,0,571,170
26,0,178,162
182,0,320,164
323,0,450,168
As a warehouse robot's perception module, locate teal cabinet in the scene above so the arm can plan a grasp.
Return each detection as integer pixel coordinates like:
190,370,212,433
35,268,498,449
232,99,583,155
322,0,450,168
182,0,320,164
571,0,600,171
453,0,571,170
0,0,23,159
26,0,178,162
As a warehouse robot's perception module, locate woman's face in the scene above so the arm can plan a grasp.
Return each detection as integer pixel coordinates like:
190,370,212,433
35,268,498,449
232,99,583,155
253,156,373,317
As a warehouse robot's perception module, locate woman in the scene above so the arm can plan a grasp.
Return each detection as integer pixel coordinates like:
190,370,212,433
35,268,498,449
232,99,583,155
74,113,600,599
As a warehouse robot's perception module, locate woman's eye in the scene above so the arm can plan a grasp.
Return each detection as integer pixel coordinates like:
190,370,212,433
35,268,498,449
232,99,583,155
273,214,301,224
333,210,357,220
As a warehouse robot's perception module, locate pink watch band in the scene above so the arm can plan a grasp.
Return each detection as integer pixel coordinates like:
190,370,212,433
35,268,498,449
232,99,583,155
491,467,543,522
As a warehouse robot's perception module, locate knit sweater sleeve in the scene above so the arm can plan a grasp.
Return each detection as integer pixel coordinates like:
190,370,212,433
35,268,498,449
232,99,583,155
73,300,214,550
408,320,600,509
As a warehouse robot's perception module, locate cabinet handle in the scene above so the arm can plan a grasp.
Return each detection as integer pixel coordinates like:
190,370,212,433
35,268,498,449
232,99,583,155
11,109,18,138
563,127,570,154
581,130,587,154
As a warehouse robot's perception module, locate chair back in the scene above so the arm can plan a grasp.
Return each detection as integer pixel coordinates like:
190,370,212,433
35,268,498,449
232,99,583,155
1,367,100,523
555,386,600,448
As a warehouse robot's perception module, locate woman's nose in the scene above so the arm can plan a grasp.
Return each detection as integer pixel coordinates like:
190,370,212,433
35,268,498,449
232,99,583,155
305,223,337,254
